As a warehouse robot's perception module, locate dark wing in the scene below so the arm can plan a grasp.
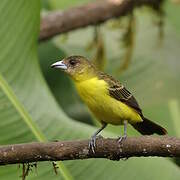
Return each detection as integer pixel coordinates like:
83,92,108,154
98,72,142,116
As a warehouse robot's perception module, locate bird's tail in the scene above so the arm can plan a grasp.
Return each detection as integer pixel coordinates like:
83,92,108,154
131,117,167,135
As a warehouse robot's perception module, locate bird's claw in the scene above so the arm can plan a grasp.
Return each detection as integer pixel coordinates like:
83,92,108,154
117,135,127,144
88,136,96,153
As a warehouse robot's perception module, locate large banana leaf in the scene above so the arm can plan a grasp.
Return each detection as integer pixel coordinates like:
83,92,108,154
0,0,180,180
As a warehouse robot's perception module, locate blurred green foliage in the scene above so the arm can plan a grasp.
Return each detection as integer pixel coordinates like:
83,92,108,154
0,0,180,179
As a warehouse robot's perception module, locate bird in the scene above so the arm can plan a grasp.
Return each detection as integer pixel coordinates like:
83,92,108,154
51,55,167,153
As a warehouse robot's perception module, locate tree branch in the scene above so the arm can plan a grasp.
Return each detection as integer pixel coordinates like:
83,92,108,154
0,136,180,165
39,0,163,41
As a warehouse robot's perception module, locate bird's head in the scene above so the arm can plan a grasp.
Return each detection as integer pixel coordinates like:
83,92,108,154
51,56,97,82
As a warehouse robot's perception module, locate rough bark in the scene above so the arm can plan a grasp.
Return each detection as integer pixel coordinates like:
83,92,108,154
0,136,179,165
39,0,163,41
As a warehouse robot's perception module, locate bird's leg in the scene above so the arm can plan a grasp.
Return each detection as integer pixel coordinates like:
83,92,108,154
118,120,127,143
89,122,107,153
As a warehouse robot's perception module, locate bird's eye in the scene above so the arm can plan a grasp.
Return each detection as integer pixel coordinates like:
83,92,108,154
69,59,77,66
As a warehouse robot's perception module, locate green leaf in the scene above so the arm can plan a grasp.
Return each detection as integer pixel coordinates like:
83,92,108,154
168,100,180,137
0,73,73,180
0,0,73,179
0,74,45,142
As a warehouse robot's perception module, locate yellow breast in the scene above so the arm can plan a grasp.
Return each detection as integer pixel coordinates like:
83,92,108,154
75,77,142,125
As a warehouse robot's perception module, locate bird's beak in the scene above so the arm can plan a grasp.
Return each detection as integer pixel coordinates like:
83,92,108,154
51,61,67,70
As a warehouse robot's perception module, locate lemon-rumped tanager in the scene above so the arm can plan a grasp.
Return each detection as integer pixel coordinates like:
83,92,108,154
51,56,167,152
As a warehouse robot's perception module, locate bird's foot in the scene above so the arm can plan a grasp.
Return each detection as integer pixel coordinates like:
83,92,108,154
117,135,127,144
88,135,97,154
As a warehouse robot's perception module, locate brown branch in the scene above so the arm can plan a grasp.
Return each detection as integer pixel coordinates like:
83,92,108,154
39,0,163,41
0,136,180,165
